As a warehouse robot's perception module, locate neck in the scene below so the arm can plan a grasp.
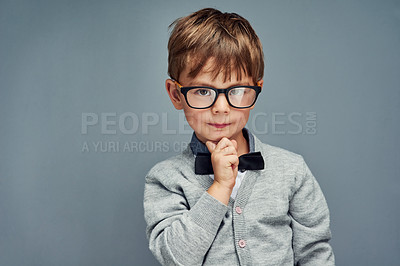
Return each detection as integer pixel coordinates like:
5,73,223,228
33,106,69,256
233,131,249,157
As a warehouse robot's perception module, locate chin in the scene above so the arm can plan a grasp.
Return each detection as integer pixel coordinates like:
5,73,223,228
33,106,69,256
206,131,233,142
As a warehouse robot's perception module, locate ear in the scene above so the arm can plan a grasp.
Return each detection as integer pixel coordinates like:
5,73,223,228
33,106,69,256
257,79,264,89
166,79,184,110
249,79,264,110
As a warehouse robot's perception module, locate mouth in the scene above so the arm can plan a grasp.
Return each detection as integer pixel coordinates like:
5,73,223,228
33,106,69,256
208,123,231,129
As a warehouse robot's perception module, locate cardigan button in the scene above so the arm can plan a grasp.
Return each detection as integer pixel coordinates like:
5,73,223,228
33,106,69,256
238,239,246,248
235,206,242,214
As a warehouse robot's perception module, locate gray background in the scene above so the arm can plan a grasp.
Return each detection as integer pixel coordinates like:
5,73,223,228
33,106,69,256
1,0,399,265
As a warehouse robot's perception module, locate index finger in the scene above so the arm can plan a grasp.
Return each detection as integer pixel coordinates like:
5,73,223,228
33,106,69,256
214,137,236,153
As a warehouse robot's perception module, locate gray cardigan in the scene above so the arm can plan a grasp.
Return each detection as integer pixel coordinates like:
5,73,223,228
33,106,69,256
144,134,335,265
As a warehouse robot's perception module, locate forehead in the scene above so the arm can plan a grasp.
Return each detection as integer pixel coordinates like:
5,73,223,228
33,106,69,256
180,58,253,87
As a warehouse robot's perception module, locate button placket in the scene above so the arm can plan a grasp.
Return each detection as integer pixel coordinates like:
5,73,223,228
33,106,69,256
231,171,258,265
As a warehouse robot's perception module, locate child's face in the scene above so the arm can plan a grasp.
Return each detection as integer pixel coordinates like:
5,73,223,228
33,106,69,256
166,61,263,144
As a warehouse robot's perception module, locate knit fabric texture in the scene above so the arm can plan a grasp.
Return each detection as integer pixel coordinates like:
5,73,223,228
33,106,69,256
144,133,335,266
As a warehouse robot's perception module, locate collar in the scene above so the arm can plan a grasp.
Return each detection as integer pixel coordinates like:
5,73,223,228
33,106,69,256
189,128,256,156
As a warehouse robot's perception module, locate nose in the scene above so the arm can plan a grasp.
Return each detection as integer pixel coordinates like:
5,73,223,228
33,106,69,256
211,94,230,114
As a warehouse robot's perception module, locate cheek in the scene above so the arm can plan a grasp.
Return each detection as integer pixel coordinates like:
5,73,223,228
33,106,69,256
234,110,251,123
183,109,207,126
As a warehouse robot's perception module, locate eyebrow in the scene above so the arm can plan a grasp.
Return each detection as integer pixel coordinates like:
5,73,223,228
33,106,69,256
187,80,252,88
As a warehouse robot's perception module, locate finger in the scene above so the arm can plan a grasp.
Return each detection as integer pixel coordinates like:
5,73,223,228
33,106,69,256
206,141,217,153
214,137,234,152
226,154,239,167
221,145,237,155
231,164,238,177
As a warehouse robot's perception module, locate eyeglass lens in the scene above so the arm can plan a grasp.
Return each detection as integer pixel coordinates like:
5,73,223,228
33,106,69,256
186,87,256,108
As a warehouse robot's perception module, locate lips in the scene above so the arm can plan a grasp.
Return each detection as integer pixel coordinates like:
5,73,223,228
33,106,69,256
208,123,231,128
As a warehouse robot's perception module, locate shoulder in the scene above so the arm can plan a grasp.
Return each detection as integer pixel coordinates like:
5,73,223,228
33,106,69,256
147,153,187,176
145,149,195,186
147,154,182,175
253,135,309,181
252,136,318,198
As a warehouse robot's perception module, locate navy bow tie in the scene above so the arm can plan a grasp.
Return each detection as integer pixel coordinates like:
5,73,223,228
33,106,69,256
195,152,265,175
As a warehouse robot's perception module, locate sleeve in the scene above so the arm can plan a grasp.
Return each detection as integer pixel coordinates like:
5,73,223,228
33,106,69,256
289,157,335,266
143,167,228,266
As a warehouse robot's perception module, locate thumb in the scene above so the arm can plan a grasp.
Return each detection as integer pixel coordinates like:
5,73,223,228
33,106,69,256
206,141,216,153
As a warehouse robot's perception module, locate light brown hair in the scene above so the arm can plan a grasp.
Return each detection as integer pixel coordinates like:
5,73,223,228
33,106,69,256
167,8,264,84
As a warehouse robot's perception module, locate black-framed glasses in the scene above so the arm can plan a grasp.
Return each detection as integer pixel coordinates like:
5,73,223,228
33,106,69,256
173,80,261,109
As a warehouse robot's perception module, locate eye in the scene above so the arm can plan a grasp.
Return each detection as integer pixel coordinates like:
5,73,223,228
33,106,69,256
229,88,245,96
194,89,212,96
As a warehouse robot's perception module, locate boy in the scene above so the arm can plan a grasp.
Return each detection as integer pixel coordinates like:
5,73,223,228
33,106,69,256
144,8,334,266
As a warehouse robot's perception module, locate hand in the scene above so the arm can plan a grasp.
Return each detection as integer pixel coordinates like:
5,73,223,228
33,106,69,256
206,137,239,190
